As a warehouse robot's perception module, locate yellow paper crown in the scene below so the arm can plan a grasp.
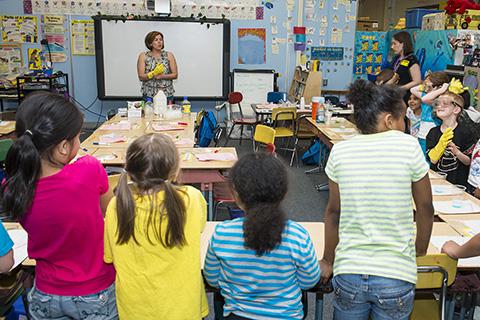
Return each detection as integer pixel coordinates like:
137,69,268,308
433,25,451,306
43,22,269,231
448,78,468,95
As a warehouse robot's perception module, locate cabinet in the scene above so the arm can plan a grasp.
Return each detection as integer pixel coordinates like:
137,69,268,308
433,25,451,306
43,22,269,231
16,73,69,100
288,67,322,104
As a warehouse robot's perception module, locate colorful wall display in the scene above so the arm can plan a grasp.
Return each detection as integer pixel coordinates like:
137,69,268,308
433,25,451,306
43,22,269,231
238,28,266,64
353,31,388,80
1,15,38,43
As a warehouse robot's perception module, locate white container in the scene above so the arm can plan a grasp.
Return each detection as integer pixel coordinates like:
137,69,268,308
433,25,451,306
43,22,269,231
153,90,167,117
300,97,305,109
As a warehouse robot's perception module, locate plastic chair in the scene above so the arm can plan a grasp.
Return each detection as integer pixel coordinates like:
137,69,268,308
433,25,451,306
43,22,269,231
0,267,30,320
253,124,275,152
108,174,121,194
291,115,316,167
224,92,258,146
272,107,297,166
267,91,287,103
411,254,458,320
0,139,13,163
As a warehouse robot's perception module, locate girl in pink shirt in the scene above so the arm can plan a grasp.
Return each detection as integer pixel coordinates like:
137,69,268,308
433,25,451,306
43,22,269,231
1,92,117,319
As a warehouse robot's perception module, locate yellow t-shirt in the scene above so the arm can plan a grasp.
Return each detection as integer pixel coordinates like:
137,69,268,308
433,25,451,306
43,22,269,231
104,185,208,319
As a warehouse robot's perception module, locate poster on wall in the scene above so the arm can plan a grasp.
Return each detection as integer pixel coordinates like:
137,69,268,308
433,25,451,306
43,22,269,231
43,15,67,62
28,48,42,70
1,16,38,43
353,31,388,80
238,28,266,65
71,20,95,56
0,45,23,76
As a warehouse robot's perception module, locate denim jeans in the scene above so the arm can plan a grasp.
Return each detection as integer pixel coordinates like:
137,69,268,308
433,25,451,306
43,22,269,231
332,274,415,320
28,283,118,320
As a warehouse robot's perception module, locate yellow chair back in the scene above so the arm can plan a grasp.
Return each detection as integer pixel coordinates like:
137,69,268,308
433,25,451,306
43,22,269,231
254,125,275,146
272,107,297,122
108,174,121,192
416,254,458,289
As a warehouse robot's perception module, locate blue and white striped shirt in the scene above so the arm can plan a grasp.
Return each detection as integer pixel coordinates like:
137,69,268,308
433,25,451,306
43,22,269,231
204,218,321,320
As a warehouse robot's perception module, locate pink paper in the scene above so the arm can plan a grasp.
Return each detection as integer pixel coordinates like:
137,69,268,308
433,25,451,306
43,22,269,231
100,122,131,130
99,134,127,143
175,138,194,146
152,123,185,131
195,153,237,162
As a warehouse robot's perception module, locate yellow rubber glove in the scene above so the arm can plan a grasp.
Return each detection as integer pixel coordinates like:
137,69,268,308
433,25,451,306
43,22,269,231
147,63,165,79
428,127,454,163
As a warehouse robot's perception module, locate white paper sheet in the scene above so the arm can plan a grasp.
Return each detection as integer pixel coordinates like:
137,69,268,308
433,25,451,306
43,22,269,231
433,200,480,214
432,185,465,196
430,236,480,267
7,229,28,271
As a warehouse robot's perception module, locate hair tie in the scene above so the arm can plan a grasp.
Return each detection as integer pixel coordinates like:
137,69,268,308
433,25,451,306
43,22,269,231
449,78,468,95
24,129,33,137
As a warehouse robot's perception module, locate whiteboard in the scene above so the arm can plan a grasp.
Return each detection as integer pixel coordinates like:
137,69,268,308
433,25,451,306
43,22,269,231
232,70,276,116
94,17,230,100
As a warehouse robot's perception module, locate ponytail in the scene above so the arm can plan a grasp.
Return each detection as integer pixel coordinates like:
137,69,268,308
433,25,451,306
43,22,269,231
115,172,138,245
1,91,83,219
244,203,286,256
156,181,186,248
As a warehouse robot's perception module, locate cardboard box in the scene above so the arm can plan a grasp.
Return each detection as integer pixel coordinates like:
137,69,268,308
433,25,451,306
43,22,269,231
422,12,446,30
356,20,379,31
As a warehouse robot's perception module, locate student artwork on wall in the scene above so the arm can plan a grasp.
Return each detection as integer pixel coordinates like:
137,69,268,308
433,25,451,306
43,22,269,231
238,28,266,65
414,30,456,77
28,48,42,70
71,20,95,56
0,45,23,76
1,15,38,43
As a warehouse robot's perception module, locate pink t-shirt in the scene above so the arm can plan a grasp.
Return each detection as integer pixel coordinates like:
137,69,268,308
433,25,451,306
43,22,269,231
21,155,115,296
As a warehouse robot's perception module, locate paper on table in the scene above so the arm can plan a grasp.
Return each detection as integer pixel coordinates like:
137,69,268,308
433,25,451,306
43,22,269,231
430,236,480,267
99,134,127,143
152,123,185,131
7,229,28,271
433,200,480,214
450,220,480,237
0,121,10,127
432,185,465,196
330,127,356,133
100,121,131,131
195,153,237,162
429,171,445,179
174,138,194,147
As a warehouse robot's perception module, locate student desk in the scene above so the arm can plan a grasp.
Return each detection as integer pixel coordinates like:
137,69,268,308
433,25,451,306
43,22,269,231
80,113,196,151
250,103,311,123
430,173,480,216
0,121,15,138
305,117,358,149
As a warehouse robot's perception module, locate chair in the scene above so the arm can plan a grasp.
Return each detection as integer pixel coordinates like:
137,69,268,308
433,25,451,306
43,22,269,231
108,174,121,194
0,139,13,163
253,124,275,152
272,107,297,166
291,115,316,167
224,92,258,146
267,91,287,103
0,267,30,320
411,254,458,320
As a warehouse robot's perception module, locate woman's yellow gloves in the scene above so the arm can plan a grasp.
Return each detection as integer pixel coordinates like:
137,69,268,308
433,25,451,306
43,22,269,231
428,127,454,163
147,63,165,79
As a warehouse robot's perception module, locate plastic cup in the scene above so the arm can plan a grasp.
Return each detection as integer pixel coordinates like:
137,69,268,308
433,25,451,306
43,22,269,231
436,172,448,179
325,111,333,124
452,184,467,208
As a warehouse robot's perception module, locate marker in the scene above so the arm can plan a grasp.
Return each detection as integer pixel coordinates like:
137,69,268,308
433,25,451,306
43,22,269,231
93,142,109,146
178,122,188,126
82,148,88,152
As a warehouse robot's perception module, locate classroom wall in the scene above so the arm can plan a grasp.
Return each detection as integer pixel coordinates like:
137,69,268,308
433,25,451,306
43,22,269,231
0,0,356,122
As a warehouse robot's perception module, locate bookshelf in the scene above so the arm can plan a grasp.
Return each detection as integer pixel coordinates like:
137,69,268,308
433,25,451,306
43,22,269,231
288,67,322,104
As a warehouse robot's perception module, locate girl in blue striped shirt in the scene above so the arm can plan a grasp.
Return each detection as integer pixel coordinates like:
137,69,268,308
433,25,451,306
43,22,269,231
204,153,321,320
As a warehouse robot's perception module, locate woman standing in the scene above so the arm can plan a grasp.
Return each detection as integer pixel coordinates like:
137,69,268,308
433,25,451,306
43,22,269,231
137,31,178,100
391,31,422,92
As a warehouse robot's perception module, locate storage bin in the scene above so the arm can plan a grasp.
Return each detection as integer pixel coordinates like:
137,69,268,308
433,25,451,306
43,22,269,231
406,9,442,29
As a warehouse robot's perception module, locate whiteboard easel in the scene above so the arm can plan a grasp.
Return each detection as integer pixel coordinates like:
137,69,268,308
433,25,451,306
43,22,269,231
232,69,277,117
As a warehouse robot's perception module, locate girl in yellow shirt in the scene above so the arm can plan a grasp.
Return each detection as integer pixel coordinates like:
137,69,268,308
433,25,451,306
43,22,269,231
104,133,208,319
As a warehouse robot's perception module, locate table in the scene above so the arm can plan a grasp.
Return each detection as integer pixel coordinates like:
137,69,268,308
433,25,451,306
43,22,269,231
4,221,463,268
0,121,15,137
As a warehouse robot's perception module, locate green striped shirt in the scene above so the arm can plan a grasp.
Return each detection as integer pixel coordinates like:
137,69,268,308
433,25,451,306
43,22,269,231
325,130,429,284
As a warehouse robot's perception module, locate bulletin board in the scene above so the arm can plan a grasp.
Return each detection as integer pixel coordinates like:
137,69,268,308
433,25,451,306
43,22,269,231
232,69,277,111
302,0,358,91
353,31,388,81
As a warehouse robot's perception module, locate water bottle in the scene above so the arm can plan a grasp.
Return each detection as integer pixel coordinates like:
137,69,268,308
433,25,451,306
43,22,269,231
182,96,191,114
311,96,319,120
316,97,326,123
144,97,154,117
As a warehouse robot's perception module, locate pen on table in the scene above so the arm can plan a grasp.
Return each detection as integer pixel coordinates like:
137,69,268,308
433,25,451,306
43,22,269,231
81,148,88,152
93,142,109,146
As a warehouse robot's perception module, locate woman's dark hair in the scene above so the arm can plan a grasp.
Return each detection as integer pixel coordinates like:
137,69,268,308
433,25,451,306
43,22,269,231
1,91,84,220
348,79,405,134
230,152,288,256
144,31,164,50
115,133,187,248
393,31,414,55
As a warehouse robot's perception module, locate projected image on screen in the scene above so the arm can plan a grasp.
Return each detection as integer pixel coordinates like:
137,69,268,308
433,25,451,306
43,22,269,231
95,18,230,99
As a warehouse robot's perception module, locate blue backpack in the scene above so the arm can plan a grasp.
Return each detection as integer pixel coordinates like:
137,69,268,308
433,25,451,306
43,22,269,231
301,139,321,165
196,110,218,147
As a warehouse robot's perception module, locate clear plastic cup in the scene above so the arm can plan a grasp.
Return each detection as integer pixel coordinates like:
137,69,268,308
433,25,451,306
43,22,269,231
452,184,467,208
436,172,448,179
